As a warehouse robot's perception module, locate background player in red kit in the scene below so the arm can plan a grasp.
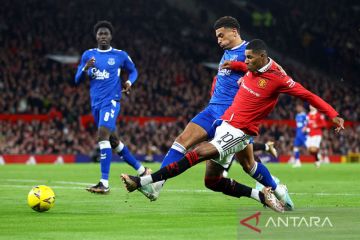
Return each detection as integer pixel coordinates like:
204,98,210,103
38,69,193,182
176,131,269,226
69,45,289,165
306,105,327,167
121,39,345,211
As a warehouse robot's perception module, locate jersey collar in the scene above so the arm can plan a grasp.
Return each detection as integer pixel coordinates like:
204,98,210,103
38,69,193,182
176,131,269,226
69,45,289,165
257,58,273,73
230,40,246,50
96,47,113,52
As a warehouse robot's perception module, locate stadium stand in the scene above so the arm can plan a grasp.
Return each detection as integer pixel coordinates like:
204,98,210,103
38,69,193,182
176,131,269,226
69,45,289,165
0,0,358,157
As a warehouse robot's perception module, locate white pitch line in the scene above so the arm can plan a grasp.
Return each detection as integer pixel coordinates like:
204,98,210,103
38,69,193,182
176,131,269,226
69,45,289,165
53,181,94,185
290,192,360,196
1,180,360,197
165,189,360,196
4,179,93,185
5,179,43,183
0,184,85,190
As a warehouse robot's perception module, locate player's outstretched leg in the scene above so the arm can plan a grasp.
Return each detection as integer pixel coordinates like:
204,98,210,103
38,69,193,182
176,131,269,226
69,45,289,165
224,141,278,177
236,145,294,211
121,151,203,191
137,122,208,201
109,134,151,175
204,160,284,212
134,141,187,201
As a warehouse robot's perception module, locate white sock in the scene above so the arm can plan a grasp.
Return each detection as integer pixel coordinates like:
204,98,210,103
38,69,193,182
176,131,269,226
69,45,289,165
137,166,145,175
250,189,261,202
172,141,187,154
265,144,270,151
115,141,125,153
140,175,153,186
249,162,258,176
100,179,109,188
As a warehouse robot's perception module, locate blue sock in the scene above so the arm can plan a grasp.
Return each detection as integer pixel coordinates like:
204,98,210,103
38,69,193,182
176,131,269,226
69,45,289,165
99,140,112,180
117,144,141,171
161,141,187,168
250,162,277,190
294,147,300,161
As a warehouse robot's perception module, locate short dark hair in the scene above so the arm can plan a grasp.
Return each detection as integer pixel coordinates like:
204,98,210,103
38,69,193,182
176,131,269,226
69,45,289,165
213,16,240,33
246,39,268,54
93,20,114,36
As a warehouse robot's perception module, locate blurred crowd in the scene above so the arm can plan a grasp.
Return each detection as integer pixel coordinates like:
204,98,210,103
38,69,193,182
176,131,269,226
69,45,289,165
0,0,359,156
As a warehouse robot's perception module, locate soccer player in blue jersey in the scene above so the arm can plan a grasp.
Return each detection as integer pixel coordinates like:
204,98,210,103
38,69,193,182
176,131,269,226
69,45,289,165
292,103,309,167
75,20,150,194
138,16,292,209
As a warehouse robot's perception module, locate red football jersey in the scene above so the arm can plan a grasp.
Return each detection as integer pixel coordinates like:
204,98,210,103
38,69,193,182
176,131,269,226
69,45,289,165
307,111,326,136
221,58,338,135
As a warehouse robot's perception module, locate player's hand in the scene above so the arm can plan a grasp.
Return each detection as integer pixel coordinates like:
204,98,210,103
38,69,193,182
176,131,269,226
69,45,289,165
220,60,232,69
122,80,132,95
332,116,345,133
237,77,243,86
84,57,95,71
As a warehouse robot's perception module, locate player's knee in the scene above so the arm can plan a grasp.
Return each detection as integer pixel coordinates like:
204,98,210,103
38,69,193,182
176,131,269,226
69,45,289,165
109,135,119,149
98,127,111,142
175,132,192,148
175,127,205,149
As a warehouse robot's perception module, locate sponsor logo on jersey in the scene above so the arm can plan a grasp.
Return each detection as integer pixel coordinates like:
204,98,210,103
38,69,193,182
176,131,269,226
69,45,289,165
90,68,110,80
257,78,267,88
107,58,115,65
218,68,231,76
242,81,260,97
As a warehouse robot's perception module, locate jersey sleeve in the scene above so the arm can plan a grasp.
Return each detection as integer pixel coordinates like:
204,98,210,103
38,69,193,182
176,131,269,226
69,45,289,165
278,76,339,119
121,51,138,84
229,61,248,72
75,51,89,85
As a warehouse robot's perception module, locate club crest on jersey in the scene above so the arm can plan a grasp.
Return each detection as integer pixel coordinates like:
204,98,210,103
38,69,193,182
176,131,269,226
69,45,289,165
257,78,267,88
107,58,115,65
230,55,238,61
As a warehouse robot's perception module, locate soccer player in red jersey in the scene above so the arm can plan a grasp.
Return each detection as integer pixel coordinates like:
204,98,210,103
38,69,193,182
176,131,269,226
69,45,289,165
121,39,344,210
306,105,327,167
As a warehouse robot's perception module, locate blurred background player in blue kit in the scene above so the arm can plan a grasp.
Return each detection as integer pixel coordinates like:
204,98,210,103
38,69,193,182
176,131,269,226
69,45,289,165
292,103,309,167
75,20,150,194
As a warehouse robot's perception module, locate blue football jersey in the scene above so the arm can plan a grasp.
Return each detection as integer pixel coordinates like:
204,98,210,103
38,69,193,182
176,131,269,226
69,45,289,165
295,112,308,137
210,41,247,105
75,47,138,107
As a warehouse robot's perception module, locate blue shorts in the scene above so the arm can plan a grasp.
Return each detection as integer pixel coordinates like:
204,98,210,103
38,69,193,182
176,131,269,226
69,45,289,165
293,135,307,147
92,100,121,132
191,104,229,139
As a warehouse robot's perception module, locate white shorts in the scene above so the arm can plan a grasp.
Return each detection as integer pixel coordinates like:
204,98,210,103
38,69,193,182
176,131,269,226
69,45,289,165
306,135,322,148
209,121,251,168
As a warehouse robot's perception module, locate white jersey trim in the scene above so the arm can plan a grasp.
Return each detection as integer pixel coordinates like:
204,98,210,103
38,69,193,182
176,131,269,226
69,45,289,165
96,47,113,52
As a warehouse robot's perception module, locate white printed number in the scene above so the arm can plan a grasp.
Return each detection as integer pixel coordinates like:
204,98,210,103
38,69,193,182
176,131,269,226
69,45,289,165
104,110,115,122
104,112,110,122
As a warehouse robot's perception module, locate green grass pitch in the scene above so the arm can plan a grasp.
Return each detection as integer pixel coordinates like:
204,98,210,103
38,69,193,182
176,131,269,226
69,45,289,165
0,163,359,240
